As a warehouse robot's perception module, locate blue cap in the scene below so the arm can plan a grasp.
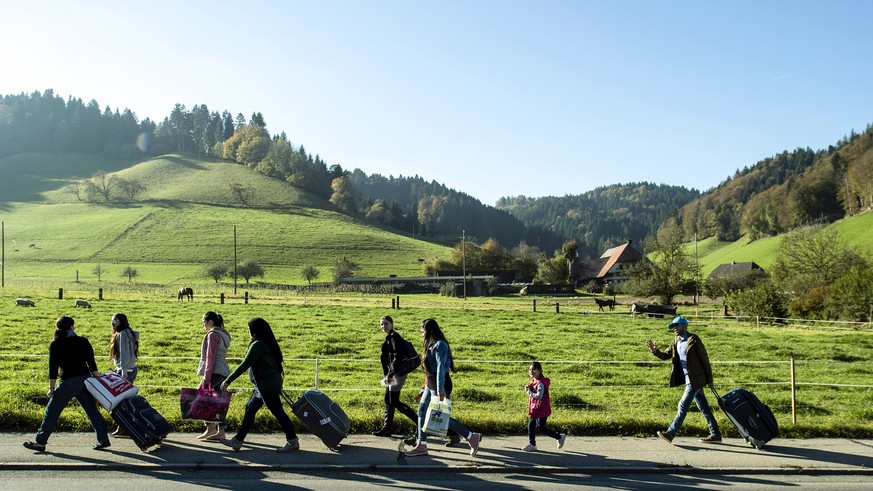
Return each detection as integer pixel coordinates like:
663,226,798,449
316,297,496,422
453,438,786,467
668,316,688,329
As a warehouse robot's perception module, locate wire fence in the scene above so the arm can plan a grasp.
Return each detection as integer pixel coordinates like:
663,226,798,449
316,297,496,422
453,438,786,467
5,353,873,393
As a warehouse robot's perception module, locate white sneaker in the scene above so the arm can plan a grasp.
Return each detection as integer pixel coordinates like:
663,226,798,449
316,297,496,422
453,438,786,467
521,444,537,452
557,433,567,449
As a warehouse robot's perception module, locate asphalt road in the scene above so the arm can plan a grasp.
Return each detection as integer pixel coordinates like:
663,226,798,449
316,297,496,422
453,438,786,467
4,433,872,490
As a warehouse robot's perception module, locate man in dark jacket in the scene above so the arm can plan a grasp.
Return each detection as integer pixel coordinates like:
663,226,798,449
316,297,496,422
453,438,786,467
646,316,722,444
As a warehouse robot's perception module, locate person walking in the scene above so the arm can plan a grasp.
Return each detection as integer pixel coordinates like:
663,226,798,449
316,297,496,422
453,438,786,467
195,311,232,441
23,316,111,452
405,318,481,457
522,361,567,452
109,313,139,383
372,315,419,437
108,312,138,437
646,316,722,444
220,318,299,453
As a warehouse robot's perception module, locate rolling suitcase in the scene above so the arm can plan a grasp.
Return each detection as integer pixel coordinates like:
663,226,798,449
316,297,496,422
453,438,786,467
111,395,173,451
711,386,779,450
285,390,350,450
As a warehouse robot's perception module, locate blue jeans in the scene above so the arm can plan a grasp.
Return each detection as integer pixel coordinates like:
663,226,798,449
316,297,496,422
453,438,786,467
35,375,109,445
528,417,561,445
667,384,721,437
416,388,470,443
234,391,297,442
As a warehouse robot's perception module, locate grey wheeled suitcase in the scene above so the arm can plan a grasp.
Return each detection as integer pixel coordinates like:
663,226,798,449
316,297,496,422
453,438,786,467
285,390,350,450
711,386,779,450
111,395,173,451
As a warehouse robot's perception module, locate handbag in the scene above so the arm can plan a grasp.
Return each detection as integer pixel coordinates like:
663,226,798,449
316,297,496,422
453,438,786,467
421,398,452,437
180,385,232,421
84,371,139,411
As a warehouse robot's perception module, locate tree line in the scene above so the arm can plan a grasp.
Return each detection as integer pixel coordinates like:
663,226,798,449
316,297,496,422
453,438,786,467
495,183,701,259
674,125,873,242
0,90,699,261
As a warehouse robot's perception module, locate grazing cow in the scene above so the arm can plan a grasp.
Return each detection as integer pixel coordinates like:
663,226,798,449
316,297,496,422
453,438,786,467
75,299,92,308
178,287,194,301
594,298,616,312
16,298,36,307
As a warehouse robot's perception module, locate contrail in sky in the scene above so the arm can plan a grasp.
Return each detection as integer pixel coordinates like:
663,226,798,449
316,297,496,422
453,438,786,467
772,70,806,81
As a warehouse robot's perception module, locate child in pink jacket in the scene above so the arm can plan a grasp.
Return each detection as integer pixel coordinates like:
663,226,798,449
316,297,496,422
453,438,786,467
523,361,567,451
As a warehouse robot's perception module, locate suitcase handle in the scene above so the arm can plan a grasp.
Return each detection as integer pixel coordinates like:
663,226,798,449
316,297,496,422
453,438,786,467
709,384,721,401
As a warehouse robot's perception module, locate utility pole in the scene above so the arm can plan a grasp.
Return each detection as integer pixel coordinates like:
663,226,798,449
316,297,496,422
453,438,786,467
233,225,238,294
462,229,467,299
1,221,5,288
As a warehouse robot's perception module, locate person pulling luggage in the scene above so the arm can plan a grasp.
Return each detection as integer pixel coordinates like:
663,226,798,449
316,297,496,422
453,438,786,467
645,316,722,444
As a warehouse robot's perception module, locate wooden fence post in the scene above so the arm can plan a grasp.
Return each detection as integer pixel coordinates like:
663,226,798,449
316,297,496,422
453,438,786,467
790,355,797,425
533,299,537,312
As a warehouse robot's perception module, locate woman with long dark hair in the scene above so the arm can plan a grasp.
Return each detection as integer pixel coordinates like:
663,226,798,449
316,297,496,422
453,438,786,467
195,311,232,441
220,318,298,453
23,316,110,452
109,313,138,382
108,312,138,437
405,318,481,457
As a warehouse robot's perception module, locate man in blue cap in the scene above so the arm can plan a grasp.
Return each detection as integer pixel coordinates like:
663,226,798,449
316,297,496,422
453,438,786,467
645,316,722,444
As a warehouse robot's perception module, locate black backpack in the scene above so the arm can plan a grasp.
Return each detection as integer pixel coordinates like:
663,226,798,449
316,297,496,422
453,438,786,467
394,337,421,376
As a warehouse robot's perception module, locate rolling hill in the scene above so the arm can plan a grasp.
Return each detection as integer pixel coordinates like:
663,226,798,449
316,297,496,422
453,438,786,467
692,210,873,276
0,153,452,286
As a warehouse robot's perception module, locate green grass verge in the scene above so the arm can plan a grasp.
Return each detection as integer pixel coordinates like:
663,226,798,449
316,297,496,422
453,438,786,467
2,291,871,438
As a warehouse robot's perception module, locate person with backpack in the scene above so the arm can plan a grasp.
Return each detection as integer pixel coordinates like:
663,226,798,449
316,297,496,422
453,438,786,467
372,315,420,436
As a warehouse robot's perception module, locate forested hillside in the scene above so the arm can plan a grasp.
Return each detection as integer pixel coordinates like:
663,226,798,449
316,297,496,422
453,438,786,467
675,125,873,241
0,90,549,250
495,183,700,258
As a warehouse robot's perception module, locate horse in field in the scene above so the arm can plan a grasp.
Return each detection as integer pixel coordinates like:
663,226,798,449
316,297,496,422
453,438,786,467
594,298,616,311
178,287,194,301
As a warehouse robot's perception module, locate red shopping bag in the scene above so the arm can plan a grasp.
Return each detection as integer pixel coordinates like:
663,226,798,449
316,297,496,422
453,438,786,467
180,386,232,421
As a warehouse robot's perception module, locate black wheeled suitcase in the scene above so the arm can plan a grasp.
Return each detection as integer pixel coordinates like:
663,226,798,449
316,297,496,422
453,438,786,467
111,395,173,451
285,390,350,450
711,387,779,450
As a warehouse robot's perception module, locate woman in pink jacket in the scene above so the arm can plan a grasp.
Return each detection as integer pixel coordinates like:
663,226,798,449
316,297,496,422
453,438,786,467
196,311,232,441
522,361,567,452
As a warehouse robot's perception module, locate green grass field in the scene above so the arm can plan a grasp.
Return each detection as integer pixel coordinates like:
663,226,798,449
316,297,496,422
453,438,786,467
692,211,873,276
2,290,871,438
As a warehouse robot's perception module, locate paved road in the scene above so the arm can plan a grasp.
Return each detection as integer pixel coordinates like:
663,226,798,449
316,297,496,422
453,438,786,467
5,433,873,489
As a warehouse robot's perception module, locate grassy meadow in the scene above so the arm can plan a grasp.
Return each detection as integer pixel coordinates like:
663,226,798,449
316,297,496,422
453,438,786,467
693,211,873,276
2,290,871,439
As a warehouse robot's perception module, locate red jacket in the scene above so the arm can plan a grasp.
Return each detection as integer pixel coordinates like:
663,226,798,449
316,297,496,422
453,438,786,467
527,376,552,418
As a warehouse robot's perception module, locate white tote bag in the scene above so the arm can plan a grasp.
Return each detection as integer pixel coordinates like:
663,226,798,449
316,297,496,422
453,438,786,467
84,371,139,411
421,398,452,437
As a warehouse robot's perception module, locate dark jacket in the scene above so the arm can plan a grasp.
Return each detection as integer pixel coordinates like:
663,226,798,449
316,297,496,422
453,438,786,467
380,330,411,378
48,334,98,380
225,340,284,397
653,332,714,389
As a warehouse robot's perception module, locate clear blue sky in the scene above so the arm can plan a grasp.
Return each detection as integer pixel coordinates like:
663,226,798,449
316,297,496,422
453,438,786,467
3,1,872,205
